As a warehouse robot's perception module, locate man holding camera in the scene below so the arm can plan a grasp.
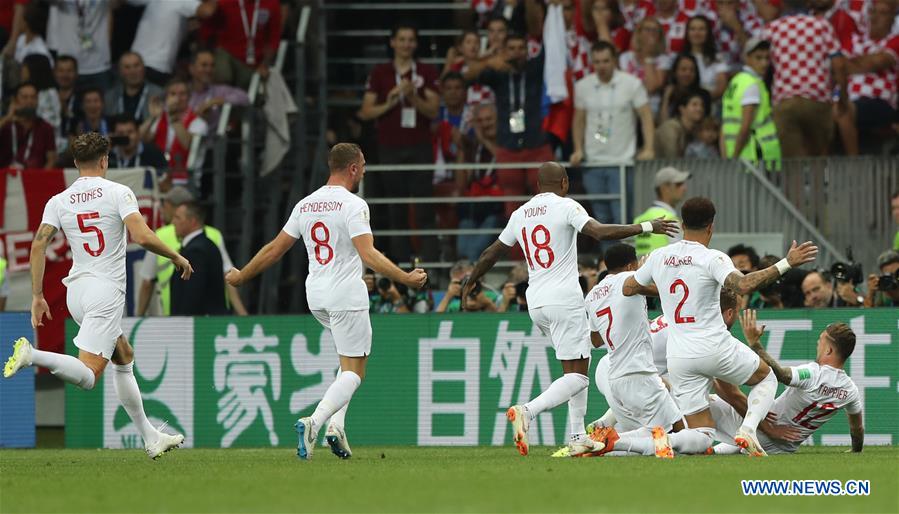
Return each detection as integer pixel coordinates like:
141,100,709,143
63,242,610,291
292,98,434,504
435,260,497,313
864,250,899,308
801,270,864,308
0,82,56,169
108,115,168,170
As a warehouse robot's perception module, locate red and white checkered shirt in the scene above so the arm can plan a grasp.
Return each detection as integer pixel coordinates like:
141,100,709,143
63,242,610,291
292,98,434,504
765,15,842,104
846,32,899,108
680,0,715,18
713,11,765,69
621,0,656,31
658,11,690,53
567,30,594,82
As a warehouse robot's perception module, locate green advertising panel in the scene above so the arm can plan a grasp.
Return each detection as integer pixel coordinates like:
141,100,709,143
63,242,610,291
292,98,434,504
66,310,899,449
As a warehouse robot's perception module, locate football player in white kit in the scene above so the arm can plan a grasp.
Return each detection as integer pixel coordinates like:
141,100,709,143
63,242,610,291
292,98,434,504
709,310,865,454
3,133,193,459
622,197,818,456
462,162,679,456
226,143,427,460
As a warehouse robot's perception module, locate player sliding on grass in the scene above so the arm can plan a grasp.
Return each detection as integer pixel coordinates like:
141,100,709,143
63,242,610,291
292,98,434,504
619,197,817,457
3,132,192,459
709,310,865,455
463,162,678,457
226,143,427,461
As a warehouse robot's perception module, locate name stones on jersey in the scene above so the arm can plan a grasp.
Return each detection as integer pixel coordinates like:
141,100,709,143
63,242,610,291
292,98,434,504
69,187,104,204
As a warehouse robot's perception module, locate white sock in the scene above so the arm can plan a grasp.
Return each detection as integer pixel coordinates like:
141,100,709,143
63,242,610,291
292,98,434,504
524,373,588,421
713,442,743,455
669,427,715,454
741,369,777,433
614,427,655,455
310,371,361,432
597,408,617,428
111,362,158,446
327,371,350,428
567,384,588,438
30,348,95,390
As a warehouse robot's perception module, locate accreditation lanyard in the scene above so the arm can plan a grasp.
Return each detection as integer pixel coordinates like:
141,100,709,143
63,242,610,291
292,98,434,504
508,73,526,134
119,85,149,121
396,62,418,128
11,123,35,164
238,0,261,65
395,62,418,106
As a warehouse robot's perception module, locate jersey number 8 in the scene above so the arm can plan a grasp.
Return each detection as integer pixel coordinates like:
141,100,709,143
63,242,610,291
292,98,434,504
311,221,334,265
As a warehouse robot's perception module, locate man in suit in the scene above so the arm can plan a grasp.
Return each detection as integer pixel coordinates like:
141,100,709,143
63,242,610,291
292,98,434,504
170,202,228,315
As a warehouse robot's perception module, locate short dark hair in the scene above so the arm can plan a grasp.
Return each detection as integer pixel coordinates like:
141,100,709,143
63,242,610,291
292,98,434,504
81,86,104,102
111,113,138,129
504,31,526,45
15,81,37,97
441,71,465,85
719,287,739,312
118,50,144,65
328,143,362,171
675,89,708,117
165,77,188,92
190,48,215,64
591,40,618,58
391,21,418,39
71,132,110,163
681,197,716,230
604,243,637,272
180,202,207,224
825,323,856,361
56,55,78,71
759,254,780,269
487,15,509,29
22,54,55,91
728,244,760,269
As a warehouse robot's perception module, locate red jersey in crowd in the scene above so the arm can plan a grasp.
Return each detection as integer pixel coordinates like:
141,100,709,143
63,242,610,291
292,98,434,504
845,32,899,108
365,61,440,147
201,0,281,66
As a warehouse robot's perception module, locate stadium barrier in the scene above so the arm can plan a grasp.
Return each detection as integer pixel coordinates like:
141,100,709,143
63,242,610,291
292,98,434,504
0,312,35,448
65,310,898,449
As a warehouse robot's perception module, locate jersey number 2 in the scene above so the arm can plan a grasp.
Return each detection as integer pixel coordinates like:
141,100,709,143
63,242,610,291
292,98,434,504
77,212,105,257
521,225,554,270
670,279,695,324
311,221,334,264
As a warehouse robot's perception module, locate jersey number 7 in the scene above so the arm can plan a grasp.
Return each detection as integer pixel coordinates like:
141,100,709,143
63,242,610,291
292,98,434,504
595,307,615,350
77,212,105,257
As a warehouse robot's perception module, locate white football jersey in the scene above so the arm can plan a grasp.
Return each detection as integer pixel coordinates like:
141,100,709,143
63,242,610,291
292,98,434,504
40,176,140,292
766,362,862,453
282,185,371,311
633,240,738,358
649,314,670,377
585,272,657,380
498,193,591,309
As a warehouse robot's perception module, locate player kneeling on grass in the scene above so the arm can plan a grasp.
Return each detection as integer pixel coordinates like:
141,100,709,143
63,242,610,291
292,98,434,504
226,143,427,461
3,132,193,459
464,162,678,457
582,289,803,457
709,310,864,455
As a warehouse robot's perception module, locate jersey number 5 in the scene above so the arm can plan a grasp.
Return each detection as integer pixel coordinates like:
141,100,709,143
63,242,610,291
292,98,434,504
521,225,554,270
670,279,696,324
311,221,334,265
77,212,105,257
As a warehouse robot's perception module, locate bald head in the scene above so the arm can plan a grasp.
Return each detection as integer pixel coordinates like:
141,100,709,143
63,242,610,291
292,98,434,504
537,162,569,194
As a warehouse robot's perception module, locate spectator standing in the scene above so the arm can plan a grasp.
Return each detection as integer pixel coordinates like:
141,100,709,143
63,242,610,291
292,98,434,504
13,2,52,65
0,82,57,169
77,88,109,136
656,89,707,157
188,49,250,129
456,102,503,261
0,0,29,59
360,23,441,261
655,0,689,53
104,51,163,124
464,33,551,218
20,54,60,138
582,0,632,53
141,78,209,173
618,0,656,31
633,166,689,256
721,38,781,168
46,0,113,91
864,250,899,307
433,71,468,256
683,15,727,101
200,0,281,89
169,203,228,316
713,0,764,72
765,0,848,157
619,17,670,116
108,114,168,170
572,41,655,225
484,15,510,57
441,30,481,78
53,55,79,152
130,0,217,87
658,53,708,123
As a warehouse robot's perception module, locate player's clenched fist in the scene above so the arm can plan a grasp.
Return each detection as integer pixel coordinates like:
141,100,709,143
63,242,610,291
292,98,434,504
225,268,243,287
786,240,818,267
651,216,680,237
173,255,194,280
404,268,427,289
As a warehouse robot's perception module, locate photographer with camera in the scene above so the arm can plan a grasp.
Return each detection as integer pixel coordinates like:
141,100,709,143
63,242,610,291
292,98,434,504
436,260,498,313
802,270,864,308
108,115,168,170
864,250,899,308
0,82,56,169
372,276,411,314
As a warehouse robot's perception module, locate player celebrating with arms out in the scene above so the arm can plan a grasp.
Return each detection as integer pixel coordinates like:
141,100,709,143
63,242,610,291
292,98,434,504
463,162,678,457
4,132,193,459
621,197,817,456
226,143,426,461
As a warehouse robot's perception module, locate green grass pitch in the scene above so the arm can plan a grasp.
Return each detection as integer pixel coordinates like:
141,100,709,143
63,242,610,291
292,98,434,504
1,446,896,513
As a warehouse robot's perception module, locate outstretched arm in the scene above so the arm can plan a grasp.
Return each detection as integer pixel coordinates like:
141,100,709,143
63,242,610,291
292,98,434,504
724,240,817,295
124,213,192,279
353,233,427,289
462,240,510,301
226,230,296,287
740,309,792,385
580,217,679,242
847,412,864,453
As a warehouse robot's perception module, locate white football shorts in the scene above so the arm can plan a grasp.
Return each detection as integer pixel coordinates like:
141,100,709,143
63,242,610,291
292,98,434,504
66,277,125,359
311,309,372,357
667,336,760,416
529,305,591,361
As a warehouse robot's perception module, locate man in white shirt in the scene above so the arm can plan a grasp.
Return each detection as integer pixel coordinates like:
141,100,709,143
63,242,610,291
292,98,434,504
622,197,818,456
46,0,113,91
711,311,865,454
462,162,678,457
226,143,427,461
571,41,655,226
3,132,193,459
